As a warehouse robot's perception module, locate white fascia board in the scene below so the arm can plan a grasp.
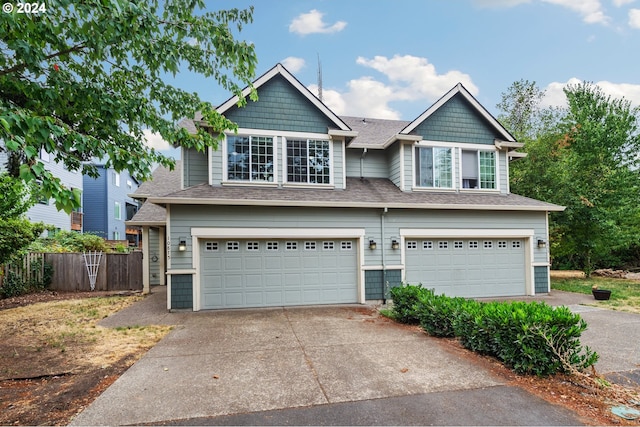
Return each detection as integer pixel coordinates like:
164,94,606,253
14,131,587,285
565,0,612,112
400,228,535,238
329,129,359,138
191,227,365,239
495,139,525,149
125,220,166,226
508,151,528,159
148,196,565,212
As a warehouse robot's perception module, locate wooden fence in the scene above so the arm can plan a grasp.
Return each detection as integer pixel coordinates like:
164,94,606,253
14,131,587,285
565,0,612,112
45,252,143,291
0,252,46,289
1,252,143,292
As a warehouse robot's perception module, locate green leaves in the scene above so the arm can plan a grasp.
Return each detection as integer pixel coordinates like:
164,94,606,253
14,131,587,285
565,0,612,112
0,0,257,209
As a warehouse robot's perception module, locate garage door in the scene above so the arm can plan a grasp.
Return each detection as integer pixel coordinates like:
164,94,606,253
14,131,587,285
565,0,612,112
200,239,358,309
404,238,526,297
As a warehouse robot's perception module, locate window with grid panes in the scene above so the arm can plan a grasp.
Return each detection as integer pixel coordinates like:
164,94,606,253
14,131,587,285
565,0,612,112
286,139,330,184
227,135,274,182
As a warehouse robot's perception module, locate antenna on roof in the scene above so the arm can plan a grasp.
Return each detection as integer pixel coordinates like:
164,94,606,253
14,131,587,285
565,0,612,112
317,53,323,102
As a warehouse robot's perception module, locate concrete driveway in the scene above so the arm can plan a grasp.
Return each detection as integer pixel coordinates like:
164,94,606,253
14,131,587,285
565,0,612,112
70,297,583,426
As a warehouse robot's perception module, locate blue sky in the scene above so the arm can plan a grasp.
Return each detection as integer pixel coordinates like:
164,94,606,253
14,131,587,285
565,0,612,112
150,0,640,150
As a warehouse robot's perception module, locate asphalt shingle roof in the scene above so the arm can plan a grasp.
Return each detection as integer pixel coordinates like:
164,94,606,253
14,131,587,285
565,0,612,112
150,177,563,212
127,162,182,225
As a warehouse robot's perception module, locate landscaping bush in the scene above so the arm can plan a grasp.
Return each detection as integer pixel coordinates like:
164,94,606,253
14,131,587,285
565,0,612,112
389,284,598,376
29,230,107,253
389,283,426,324
1,270,27,298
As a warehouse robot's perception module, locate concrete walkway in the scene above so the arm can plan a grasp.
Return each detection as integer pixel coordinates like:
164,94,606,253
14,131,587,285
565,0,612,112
69,287,639,426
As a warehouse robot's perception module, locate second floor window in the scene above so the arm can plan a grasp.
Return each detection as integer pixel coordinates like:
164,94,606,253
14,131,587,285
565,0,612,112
415,146,452,189
461,150,496,190
286,139,330,184
227,135,274,182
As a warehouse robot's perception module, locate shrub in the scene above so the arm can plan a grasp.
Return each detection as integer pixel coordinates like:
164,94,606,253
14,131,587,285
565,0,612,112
389,284,427,324
391,285,598,376
0,270,27,298
29,230,107,253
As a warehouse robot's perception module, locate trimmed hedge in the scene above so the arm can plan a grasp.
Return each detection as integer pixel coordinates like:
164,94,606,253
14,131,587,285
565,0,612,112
390,284,598,376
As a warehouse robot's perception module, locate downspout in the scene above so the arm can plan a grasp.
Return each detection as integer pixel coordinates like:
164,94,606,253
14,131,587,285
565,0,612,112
360,148,368,180
381,207,388,304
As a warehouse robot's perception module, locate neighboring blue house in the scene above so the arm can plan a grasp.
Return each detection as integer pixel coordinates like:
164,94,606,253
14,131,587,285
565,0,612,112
130,63,563,310
0,145,84,234
83,164,141,245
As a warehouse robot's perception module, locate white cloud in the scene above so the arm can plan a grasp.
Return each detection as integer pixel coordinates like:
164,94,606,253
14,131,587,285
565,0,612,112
613,0,634,6
142,129,171,151
281,57,306,73
543,0,610,24
541,78,640,108
629,8,640,27
307,55,477,120
474,0,610,25
289,9,347,35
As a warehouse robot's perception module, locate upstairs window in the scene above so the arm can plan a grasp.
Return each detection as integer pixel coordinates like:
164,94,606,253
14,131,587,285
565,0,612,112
461,150,496,190
286,139,330,184
415,147,453,189
227,135,274,182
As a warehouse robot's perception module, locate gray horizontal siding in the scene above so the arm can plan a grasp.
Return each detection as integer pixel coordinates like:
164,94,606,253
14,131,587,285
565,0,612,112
345,148,388,179
168,205,549,270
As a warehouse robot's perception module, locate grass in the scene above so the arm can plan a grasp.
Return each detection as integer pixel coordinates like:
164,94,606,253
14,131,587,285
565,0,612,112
0,296,173,379
552,276,640,314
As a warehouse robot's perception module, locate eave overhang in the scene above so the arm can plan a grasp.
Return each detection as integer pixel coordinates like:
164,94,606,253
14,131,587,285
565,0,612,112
147,196,565,212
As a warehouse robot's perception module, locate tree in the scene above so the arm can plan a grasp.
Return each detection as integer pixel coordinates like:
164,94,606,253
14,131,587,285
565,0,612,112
496,79,547,141
0,173,43,265
553,82,640,275
0,0,258,212
498,81,640,275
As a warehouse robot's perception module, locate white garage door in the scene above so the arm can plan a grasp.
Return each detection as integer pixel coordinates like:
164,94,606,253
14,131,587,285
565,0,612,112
201,239,358,309
404,238,526,297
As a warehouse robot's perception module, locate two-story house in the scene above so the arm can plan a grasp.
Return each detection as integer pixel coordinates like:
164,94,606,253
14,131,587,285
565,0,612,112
0,146,84,234
133,63,563,311
83,164,141,245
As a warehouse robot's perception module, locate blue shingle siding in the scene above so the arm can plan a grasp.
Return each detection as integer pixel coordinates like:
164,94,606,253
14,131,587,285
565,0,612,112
224,75,333,134
364,269,402,300
171,274,193,309
534,266,550,294
413,94,497,145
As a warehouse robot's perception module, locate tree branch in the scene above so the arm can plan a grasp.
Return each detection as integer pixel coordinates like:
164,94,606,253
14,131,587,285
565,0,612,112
0,43,87,77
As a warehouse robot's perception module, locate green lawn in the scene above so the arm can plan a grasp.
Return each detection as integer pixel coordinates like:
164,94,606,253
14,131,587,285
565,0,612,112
552,276,640,314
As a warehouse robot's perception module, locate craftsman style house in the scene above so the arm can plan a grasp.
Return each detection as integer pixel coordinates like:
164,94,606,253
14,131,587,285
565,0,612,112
129,63,563,311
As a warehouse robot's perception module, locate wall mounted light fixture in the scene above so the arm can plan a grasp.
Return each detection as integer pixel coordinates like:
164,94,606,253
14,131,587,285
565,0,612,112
537,239,547,249
178,237,187,251
391,239,399,250
369,239,377,250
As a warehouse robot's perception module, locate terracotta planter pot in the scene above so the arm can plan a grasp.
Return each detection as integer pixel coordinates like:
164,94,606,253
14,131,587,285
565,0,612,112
592,289,611,300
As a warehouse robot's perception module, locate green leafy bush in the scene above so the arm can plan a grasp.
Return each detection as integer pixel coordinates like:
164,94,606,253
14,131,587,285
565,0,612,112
389,284,425,324
1,270,27,298
389,284,598,376
29,230,107,253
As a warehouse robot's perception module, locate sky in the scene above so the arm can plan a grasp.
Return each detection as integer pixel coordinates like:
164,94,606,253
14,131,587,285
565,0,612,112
149,0,640,151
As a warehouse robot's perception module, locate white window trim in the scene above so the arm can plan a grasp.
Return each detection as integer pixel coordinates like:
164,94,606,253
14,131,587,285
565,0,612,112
113,171,120,187
222,133,278,184
458,147,500,192
412,144,456,190
282,136,334,186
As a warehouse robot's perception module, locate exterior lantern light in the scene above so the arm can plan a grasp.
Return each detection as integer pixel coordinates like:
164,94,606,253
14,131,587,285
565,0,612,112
537,239,546,249
391,239,400,250
178,237,187,251
369,239,377,250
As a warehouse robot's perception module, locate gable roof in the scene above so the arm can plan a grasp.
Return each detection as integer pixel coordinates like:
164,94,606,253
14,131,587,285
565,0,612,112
401,83,516,142
216,63,353,134
341,116,418,149
126,162,182,226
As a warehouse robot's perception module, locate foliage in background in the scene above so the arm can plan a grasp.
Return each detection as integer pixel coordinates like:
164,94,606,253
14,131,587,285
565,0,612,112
28,230,107,253
0,257,53,298
390,284,598,376
0,0,257,212
0,173,44,265
498,81,640,275
552,276,640,314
